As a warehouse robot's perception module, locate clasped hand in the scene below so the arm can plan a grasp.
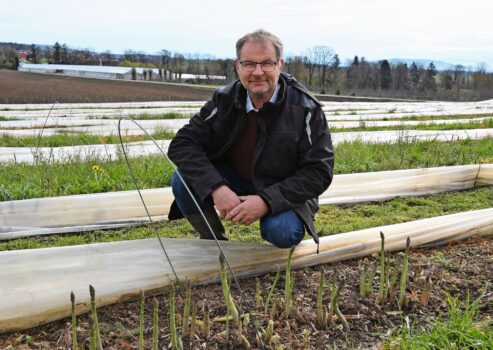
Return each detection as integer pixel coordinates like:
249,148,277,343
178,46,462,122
211,185,268,225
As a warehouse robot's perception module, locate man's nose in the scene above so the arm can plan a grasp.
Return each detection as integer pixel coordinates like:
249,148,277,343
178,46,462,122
252,63,264,75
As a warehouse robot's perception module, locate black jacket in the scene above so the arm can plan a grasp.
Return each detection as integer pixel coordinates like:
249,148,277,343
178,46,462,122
167,73,334,243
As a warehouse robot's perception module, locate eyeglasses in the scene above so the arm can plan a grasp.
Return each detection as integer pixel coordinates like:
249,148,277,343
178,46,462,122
239,60,278,72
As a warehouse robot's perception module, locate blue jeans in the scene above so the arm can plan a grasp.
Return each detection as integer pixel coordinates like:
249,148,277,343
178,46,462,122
171,163,305,248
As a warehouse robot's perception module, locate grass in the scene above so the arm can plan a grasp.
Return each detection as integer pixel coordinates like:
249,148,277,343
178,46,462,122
330,117,493,132
0,154,174,201
328,114,493,122
0,128,176,147
1,137,492,201
1,186,491,251
92,112,190,120
125,112,190,120
334,137,493,174
387,292,493,349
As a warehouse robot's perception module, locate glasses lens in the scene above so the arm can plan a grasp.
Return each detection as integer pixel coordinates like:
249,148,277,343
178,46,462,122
241,61,277,71
242,62,256,71
261,62,276,72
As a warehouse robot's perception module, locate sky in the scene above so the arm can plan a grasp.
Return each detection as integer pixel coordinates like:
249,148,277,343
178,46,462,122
2,0,493,69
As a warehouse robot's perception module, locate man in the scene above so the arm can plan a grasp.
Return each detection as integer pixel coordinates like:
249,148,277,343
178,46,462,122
167,29,334,248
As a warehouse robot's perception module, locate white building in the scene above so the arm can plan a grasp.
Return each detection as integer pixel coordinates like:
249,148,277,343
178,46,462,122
18,63,226,82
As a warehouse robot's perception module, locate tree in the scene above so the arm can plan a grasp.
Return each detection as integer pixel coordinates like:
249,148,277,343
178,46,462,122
409,62,421,91
304,48,317,87
30,44,37,63
393,63,409,91
346,56,360,89
419,62,437,93
442,71,453,90
53,42,61,64
312,45,335,89
328,54,340,90
61,44,68,64
379,60,392,90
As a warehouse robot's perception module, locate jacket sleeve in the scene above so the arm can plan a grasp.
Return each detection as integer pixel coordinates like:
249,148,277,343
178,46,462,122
167,94,226,201
258,106,334,215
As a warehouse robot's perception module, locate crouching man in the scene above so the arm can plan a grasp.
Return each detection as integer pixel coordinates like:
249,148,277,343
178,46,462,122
167,29,334,248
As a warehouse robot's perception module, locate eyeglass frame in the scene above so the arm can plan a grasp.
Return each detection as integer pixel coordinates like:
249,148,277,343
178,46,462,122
238,60,279,72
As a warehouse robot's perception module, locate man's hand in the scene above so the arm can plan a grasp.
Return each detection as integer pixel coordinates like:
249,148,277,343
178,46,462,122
211,185,241,218
225,195,268,225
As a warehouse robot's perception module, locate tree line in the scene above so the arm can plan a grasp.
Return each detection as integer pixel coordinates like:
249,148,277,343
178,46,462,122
1,42,492,101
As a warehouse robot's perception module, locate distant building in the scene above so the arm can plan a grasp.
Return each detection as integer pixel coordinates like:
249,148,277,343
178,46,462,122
18,63,226,82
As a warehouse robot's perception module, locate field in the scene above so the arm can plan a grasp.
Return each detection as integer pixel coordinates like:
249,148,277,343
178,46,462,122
0,72,492,349
0,70,214,103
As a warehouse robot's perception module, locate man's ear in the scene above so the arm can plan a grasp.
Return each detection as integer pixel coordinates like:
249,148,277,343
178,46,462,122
234,59,241,73
278,58,285,71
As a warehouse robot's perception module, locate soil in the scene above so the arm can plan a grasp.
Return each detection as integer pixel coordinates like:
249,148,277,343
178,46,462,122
0,71,215,104
0,70,404,104
1,237,492,350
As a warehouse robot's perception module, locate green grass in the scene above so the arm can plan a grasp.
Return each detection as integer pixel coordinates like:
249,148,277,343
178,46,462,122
126,112,190,120
1,138,492,201
328,114,493,122
92,112,190,120
386,292,493,349
0,116,8,121
330,118,493,133
334,137,493,174
1,186,491,251
0,154,174,201
0,128,175,147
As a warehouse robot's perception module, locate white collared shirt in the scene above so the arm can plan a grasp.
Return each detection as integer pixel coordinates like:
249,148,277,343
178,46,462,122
246,83,281,113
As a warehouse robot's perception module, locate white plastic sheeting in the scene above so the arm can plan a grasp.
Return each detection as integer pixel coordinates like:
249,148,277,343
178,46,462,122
0,118,190,136
2,99,492,120
1,164,492,240
2,128,493,164
0,207,492,333
1,117,492,137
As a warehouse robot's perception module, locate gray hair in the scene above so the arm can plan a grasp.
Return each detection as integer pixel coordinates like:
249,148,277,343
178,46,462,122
235,29,283,60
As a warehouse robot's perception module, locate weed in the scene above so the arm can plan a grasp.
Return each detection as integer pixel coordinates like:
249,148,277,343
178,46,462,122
387,291,493,349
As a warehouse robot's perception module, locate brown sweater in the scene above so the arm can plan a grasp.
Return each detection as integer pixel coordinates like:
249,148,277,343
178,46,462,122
228,111,257,180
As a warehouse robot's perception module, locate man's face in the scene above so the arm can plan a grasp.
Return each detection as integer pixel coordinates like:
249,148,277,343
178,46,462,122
235,40,284,103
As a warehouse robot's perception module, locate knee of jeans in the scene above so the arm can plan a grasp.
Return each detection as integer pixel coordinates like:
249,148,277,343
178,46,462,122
261,213,305,249
171,172,187,196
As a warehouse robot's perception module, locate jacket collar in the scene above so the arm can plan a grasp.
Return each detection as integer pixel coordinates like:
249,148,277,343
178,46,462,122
245,83,281,113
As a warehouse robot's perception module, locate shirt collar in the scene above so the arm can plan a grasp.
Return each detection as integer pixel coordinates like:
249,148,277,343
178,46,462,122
246,83,280,113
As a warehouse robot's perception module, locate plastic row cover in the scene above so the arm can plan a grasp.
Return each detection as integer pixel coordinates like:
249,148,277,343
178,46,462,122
2,99,492,120
1,164,492,240
1,117,491,137
2,128,493,164
0,207,492,333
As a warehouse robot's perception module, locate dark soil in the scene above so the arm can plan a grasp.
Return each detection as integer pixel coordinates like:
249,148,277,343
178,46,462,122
0,70,215,104
1,237,492,350
0,70,409,105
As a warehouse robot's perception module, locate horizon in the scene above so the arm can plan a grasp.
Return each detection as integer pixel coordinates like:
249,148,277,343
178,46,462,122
2,0,492,69
6,41,485,72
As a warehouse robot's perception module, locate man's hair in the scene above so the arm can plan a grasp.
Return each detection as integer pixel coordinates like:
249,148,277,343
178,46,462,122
236,29,283,60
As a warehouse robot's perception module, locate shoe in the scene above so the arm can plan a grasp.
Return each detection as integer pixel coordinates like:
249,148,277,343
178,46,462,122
186,206,228,241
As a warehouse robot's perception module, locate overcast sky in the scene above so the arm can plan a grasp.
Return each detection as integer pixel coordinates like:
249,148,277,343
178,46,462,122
2,0,492,68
